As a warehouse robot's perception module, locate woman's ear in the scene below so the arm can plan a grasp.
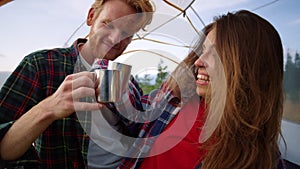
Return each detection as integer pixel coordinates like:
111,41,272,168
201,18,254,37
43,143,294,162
86,7,95,26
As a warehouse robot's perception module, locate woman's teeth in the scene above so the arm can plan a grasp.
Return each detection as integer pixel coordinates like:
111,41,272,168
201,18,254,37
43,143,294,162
197,74,210,81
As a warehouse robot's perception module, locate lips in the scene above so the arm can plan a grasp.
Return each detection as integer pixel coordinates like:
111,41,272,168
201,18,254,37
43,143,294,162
103,41,121,52
103,40,114,49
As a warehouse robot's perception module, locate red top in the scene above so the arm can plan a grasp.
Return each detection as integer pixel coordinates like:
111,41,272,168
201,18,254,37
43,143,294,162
139,98,206,169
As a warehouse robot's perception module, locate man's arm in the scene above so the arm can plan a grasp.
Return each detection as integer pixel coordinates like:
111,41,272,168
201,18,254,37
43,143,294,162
0,71,101,160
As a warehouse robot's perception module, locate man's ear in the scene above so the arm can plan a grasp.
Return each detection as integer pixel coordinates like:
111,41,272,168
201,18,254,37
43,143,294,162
87,7,95,26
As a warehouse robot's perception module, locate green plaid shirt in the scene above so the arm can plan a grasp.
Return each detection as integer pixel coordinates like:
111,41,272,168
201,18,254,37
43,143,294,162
0,39,91,168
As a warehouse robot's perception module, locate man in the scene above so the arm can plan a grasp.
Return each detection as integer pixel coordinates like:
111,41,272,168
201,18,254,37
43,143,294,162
0,0,154,168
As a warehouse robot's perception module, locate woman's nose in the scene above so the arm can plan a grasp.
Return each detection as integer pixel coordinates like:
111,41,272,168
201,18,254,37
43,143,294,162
194,57,206,68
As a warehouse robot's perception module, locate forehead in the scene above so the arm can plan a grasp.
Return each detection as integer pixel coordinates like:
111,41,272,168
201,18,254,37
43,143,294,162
204,29,216,47
97,1,142,31
99,0,136,20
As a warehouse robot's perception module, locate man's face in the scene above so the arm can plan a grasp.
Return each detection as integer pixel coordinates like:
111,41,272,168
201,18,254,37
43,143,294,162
87,0,140,61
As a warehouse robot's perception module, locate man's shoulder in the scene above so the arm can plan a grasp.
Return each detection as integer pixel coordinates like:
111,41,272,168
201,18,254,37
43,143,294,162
17,46,78,75
27,46,77,60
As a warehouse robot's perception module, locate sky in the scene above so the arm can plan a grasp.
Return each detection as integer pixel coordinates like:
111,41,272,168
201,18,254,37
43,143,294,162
0,0,300,72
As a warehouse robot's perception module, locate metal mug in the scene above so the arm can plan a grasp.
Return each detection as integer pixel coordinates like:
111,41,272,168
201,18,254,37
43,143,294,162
93,69,121,103
108,61,132,93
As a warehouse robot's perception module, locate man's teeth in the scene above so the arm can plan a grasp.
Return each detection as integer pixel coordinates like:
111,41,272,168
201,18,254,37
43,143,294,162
197,74,210,81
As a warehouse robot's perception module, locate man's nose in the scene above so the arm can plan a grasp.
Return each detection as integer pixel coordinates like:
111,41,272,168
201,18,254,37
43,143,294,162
108,30,122,44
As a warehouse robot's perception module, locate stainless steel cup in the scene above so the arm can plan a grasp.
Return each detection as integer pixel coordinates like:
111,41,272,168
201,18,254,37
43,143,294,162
94,69,121,103
108,61,132,93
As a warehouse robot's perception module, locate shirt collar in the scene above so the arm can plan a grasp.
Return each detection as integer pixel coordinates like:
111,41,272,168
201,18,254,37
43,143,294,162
72,38,109,71
78,52,92,70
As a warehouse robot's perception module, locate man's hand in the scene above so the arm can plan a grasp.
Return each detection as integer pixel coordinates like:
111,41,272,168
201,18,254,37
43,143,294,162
41,71,103,120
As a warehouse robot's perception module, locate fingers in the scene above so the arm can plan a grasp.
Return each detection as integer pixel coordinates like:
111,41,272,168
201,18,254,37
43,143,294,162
63,72,96,97
74,102,104,112
47,71,105,119
72,75,95,91
72,87,96,100
66,72,97,101
68,71,94,80
67,72,95,89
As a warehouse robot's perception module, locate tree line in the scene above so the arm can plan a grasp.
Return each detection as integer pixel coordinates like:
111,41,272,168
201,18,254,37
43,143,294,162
135,59,168,94
284,51,300,103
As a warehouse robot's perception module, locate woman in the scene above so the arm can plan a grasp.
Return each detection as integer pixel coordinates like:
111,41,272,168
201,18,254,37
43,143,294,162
190,10,285,169
116,10,285,169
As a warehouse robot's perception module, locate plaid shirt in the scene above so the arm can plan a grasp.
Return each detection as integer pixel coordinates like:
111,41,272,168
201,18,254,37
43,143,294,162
0,39,143,169
116,91,287,169
116,86,182,169
0,40,81,168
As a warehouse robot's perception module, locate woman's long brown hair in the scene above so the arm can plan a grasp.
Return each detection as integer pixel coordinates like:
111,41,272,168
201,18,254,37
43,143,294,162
166,10,284,169
199,10,284,169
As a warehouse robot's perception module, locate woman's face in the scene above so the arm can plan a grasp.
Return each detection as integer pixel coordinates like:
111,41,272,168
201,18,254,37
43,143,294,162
194,29,216,97
196,27,227,144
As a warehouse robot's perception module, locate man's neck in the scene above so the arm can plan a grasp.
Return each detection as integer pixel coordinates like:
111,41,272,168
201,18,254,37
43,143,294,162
78,43,95,65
